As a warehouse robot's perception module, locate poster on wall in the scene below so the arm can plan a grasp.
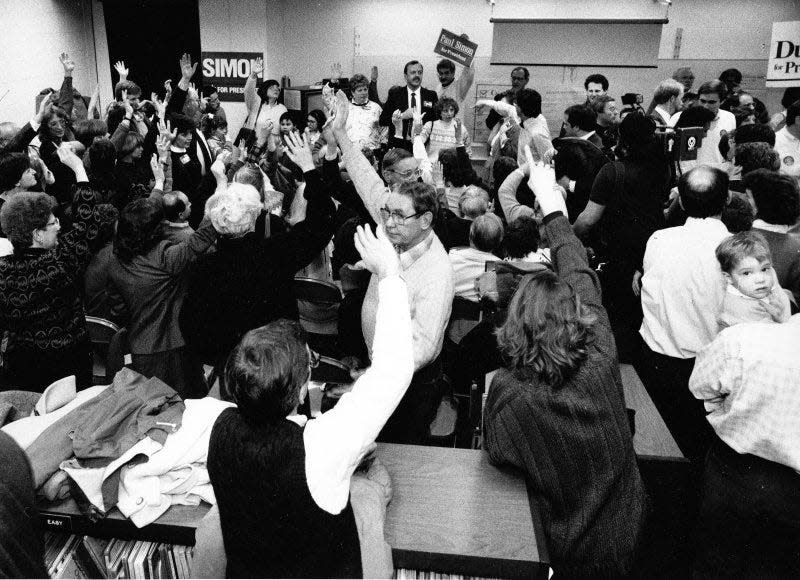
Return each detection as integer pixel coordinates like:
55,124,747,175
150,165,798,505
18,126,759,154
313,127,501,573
201,52,263,102
766,21,800,87
433,29,478,68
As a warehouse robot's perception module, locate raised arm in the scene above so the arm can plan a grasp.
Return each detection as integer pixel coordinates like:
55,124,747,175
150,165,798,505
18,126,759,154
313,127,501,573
303,224,414,514
331,91,388,223
498,166,535,223
456,62,476,103
165,53,196,118
368,66,383,108
244,58,263,120
57,53,75,120
524,147,603,317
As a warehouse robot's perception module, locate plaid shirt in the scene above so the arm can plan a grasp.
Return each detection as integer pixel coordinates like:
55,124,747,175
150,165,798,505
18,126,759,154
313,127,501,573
689,319,800,472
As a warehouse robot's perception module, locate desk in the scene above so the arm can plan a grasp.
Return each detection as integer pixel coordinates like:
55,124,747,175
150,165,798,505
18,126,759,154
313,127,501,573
377,443,548,579
485,366,685,462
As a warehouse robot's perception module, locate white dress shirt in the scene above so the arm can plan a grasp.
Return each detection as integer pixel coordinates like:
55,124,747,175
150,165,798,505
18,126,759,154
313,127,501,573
449,246,499,302
406,87,422,116
670,109,735,170
640,217,731,358
689,319,800,472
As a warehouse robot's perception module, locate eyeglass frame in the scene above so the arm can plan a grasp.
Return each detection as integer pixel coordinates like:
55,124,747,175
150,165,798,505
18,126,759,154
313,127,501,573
384,165,421,179
379,207,427,224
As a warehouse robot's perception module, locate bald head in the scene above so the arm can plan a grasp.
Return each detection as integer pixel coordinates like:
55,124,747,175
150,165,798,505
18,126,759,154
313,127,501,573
679,166,729,218
163,191,191,223
0,122,19,149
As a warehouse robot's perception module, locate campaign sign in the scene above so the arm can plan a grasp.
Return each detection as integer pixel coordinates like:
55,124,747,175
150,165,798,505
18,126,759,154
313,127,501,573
201,52,263,102
433,29,478,68
767,21,800,88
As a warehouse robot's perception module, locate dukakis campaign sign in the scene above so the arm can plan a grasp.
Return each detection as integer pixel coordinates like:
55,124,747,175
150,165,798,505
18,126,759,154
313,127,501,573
767,21,800,88
201,52,263,102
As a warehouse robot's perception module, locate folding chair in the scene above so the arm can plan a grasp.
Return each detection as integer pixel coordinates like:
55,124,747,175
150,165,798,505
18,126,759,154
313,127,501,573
294,276,343,356
85,316,130,384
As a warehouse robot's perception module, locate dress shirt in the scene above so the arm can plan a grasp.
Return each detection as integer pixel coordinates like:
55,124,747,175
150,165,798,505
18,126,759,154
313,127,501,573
436,66,475,119
406,87,422,116
449,246,498,302
640,217,731,358
304,276,413,513
653,106,673,126
774,127,800,183
689,319,800,472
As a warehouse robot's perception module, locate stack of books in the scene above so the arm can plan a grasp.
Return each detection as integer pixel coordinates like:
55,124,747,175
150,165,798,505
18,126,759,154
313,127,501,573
43,532,194,579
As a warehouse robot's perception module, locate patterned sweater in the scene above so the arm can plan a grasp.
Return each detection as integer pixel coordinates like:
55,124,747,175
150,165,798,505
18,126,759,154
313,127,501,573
484,214,647,578
0,184,110,358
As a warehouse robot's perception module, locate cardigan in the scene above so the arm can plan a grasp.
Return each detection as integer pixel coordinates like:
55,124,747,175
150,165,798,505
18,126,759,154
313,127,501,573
484,214,647,578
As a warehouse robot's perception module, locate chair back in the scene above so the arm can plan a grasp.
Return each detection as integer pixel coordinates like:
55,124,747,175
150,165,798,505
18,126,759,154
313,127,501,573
294,277,342,336
85,316,129,384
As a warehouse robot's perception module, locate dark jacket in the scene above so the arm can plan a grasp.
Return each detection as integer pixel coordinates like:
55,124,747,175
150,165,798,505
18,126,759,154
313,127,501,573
378,85,438,144
484,214,647,578
180,168,335,366
107,218,217,355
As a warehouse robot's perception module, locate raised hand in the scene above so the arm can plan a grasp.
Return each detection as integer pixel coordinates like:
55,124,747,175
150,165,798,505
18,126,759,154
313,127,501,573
321,117,337,152
400,108,415,120
121,90,134,117
331,90,350,133
370,65,379,83
283,131,315,173
210,152,228,183
411,111,424,137
251,57,264,78
56,143,83,172
59,52,75,75
524,144,566,217
114,60,129,80
150,154,164,184
151,92,166,119
353,224,400,280
35,93,53,124
158,118,177,142
179,53,197,81
432,161,444,188
156,132,172,162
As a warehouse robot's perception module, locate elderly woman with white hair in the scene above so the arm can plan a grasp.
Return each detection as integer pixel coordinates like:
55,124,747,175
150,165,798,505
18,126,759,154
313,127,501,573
180,133,336,372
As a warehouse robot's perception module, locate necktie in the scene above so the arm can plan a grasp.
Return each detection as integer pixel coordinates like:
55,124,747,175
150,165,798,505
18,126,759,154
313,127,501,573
407,92,417,139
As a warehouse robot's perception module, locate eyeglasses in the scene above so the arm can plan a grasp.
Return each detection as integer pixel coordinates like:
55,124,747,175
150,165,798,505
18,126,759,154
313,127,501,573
379,207,425,224
387,166,421,179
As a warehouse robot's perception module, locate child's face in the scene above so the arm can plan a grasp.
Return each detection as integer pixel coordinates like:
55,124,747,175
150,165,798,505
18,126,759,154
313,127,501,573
725,256,774,299
441,106,456,122
280,119,294,134
213,126,227,140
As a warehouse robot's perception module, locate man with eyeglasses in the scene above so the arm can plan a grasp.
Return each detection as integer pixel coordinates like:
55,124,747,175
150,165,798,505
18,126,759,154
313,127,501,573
485,67,530,130
670,80,735,171
328,91,454,444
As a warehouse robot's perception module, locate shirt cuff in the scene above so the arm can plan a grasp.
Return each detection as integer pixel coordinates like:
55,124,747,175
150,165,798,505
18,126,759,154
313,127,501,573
30,118,41,132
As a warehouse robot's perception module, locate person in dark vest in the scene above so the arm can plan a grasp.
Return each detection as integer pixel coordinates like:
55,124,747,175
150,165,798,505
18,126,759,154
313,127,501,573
207,223,414,579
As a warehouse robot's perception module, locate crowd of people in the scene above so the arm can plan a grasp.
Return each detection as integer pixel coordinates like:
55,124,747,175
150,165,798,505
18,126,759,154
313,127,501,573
1,46,800,579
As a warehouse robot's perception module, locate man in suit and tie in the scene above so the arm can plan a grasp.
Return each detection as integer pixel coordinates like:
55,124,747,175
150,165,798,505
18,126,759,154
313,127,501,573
379,60,438,151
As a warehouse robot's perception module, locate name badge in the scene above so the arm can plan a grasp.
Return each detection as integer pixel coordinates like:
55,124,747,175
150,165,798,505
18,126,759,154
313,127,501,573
424,101,433,108
180,154,190,165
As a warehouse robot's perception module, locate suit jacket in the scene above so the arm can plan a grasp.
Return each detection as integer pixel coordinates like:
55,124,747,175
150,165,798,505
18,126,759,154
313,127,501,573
378,85,438,145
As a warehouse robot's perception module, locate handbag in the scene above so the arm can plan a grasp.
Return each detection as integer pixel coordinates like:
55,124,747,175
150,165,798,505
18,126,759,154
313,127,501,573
233,100,264,149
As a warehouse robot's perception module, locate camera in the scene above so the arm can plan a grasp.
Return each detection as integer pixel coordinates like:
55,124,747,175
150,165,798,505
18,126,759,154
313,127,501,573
620,93,643,106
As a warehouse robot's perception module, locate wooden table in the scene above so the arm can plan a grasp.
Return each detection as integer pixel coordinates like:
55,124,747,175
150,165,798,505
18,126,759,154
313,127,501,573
376,443,549,579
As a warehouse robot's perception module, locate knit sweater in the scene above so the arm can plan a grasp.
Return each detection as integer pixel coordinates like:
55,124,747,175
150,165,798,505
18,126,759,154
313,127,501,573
420,120,471,161
484,214,647,578
0,183,110,356
208,410,362,578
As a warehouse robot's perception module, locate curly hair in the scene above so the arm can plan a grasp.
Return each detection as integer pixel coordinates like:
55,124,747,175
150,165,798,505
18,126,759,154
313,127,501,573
496,271,596,387
113,198,164,262
435,97,459,117
0,191,56,250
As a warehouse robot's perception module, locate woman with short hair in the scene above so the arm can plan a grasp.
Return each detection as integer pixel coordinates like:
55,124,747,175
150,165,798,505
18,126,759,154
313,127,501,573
0,147,112,390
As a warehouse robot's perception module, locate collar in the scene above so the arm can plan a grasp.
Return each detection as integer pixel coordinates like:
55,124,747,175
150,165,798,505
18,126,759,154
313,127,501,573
170,145,187,154
655,106,671,123
580,131,597,140
398,229,435,269
683,216,728,232
753,219,790,234
407,87,419,96
726,283,769,303
165,220,190,228
351,100,371,108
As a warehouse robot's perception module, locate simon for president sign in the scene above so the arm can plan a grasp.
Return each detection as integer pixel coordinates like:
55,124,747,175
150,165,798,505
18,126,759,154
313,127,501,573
202,52,263,102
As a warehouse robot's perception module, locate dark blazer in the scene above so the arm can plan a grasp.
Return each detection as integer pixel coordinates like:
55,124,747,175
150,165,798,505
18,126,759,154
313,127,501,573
378,85,438,145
